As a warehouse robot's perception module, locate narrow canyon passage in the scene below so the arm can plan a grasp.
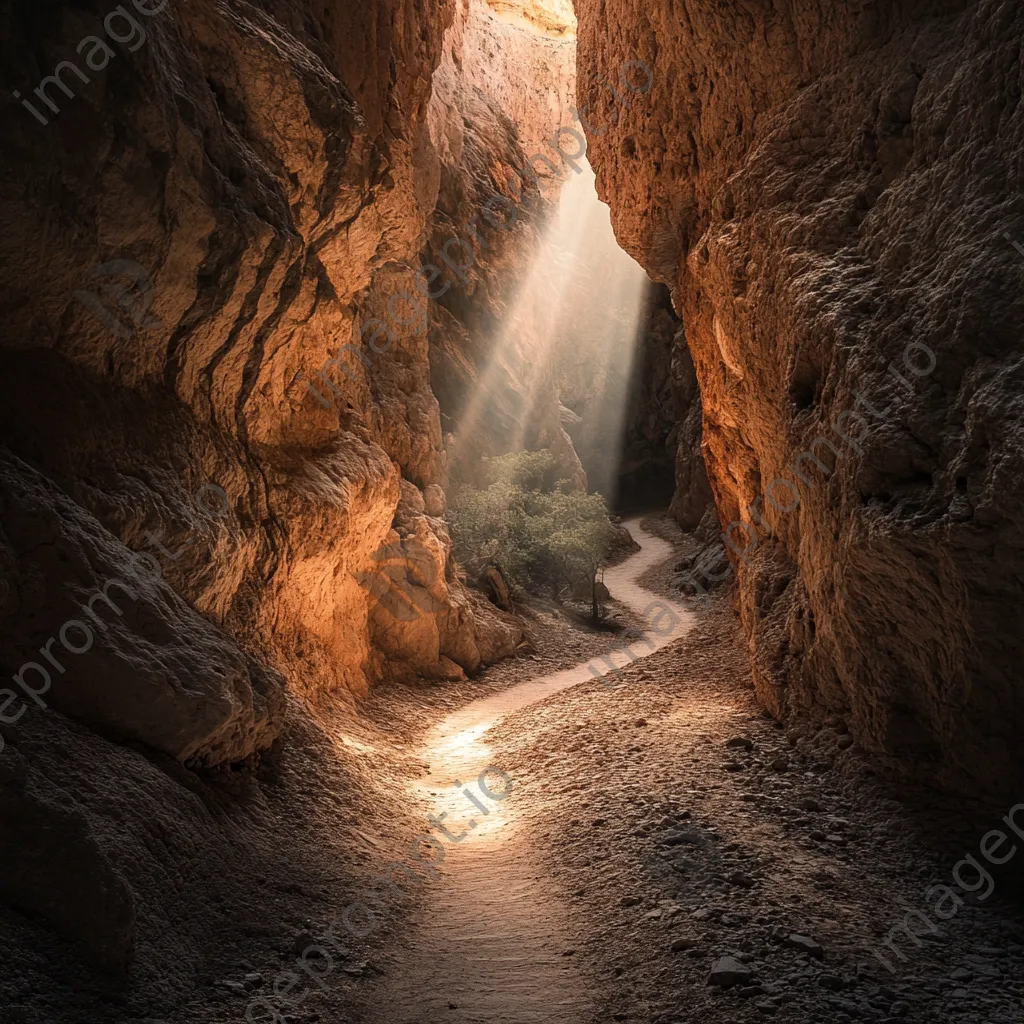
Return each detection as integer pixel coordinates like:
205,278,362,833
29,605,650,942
359,522,690,1023
478,586,1024,1024
347,520,1024,1024
1,2,1023,1024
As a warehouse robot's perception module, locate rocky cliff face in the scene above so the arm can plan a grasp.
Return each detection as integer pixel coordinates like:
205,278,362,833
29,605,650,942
0,0,530,769
0,0,544,971
575,0,1024,799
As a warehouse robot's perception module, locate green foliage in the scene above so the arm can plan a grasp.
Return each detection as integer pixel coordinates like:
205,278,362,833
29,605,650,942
485,449,558,490
448,450,615,615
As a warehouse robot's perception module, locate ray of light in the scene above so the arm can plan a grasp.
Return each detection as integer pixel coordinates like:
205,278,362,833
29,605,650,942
453,158,650,498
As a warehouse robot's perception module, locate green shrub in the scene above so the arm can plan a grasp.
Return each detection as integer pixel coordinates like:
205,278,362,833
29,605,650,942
448,450,615,617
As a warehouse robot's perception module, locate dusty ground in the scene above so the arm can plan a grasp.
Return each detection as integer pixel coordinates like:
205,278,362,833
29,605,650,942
348,514,1024,1024
14,517,1024,1024
487,596,1024,1023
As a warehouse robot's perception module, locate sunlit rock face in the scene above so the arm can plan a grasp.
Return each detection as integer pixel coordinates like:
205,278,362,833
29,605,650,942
0,0,524,765
486,0,576,37
576,0,1024,798
463,0,576,160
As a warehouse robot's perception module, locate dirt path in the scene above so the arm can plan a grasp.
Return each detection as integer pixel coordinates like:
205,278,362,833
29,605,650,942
360,519,694,1023
356,517,1024,1024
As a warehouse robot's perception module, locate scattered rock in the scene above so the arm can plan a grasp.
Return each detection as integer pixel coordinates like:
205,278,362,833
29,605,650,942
726,736,753,750
663,830,702,847
708,956,754,988
785,934,824,958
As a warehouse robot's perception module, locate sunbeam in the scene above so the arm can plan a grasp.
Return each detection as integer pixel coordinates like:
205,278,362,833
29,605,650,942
453,158,650,501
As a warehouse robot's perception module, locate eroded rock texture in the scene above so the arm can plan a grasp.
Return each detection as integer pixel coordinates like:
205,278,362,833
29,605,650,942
0,0,530,749
0,0,538,969
576,0,1024,798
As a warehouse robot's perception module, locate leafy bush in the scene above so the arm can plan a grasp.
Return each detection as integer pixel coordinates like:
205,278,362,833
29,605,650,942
448,450,615,617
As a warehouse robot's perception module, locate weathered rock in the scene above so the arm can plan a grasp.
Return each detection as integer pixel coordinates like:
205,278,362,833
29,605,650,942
575,0,1024,798
668,342,715,531
0,451,283,765
0,0,528,735
785,933,825,959
708,956,754,988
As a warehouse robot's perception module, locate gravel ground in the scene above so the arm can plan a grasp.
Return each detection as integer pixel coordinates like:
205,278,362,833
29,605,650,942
483,594,1024,1024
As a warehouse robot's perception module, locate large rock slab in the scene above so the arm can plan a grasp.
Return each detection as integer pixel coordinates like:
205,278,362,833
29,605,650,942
0,451,283,765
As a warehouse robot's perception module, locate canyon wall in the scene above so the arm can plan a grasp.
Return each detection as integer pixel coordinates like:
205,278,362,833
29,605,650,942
427,0,584,487
575,0,1024,799
0,0,561,971
0,0,535,778
565,285,708,515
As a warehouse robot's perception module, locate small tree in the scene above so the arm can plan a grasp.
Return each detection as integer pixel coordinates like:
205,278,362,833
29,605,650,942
537,491,615,619
449,450,614,618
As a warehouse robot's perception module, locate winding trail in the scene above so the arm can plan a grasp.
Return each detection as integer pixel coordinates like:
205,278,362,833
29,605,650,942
366,519,693,1023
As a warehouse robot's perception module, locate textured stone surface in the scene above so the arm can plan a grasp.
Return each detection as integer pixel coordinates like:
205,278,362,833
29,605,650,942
576,0,1024,798
0,451,284,765
0,0,523,755
669,340,715,531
